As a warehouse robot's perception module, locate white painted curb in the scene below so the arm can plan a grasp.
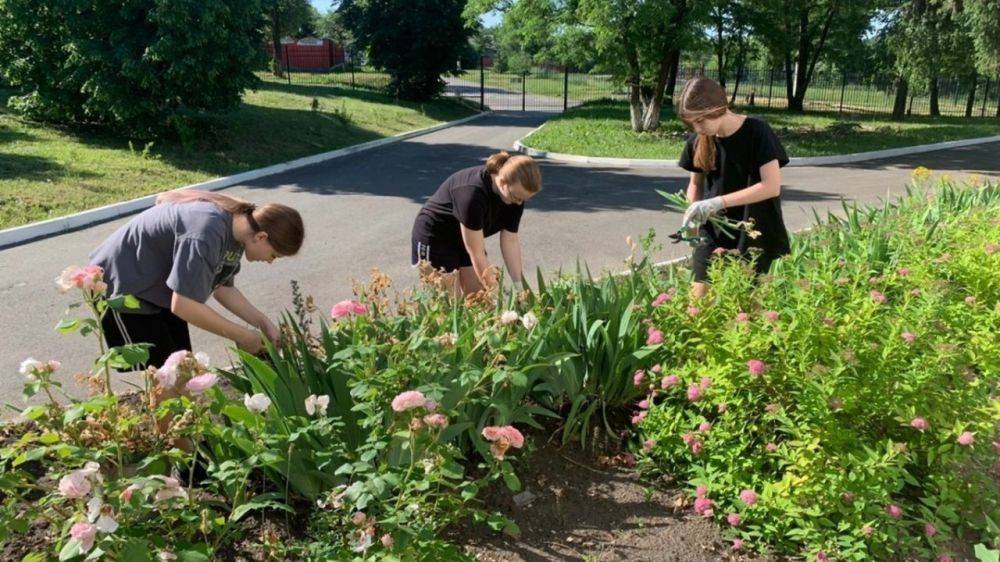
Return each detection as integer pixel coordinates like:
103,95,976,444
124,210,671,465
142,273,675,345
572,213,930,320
0,110,491,249
515,129,1000,169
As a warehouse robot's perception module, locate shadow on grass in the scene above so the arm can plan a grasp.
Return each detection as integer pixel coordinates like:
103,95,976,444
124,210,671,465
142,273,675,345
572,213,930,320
0,152,69,182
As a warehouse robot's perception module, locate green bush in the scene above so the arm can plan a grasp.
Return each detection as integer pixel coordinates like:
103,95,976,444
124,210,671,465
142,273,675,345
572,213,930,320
0,0,263,137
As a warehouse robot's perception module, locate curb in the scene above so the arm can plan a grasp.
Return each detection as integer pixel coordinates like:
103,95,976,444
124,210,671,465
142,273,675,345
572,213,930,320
514,130,1000,169
0,110,491,250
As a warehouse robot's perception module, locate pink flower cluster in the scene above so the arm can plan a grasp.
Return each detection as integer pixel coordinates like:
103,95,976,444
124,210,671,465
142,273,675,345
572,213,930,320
747,359,767,376
56,265,107,294
646,326,664,345
332,300,367,319
651,290,674,307
391,390,429,412
482,425,524,460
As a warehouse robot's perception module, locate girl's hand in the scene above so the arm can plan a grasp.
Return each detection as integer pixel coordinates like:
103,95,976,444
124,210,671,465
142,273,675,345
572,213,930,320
682,196,725,230
257,317,281,346
235,328,264,355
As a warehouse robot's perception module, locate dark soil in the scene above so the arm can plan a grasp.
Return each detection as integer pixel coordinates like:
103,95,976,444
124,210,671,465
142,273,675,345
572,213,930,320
452,442,778,562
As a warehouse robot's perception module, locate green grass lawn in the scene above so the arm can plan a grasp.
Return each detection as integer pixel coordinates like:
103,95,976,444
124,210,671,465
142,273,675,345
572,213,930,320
522,99,1000,160
0,75,475,230
455,69,625,103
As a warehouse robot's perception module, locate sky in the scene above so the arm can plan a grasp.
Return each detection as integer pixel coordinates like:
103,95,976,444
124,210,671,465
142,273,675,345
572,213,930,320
309,1,501,27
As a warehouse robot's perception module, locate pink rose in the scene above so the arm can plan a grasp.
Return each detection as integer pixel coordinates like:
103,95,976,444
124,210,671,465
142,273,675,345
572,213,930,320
185,373,218,396
70,521,98,552
58,471,92,499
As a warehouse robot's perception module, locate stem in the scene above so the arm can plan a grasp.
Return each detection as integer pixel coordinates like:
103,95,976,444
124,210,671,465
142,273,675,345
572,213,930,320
393,431,418,512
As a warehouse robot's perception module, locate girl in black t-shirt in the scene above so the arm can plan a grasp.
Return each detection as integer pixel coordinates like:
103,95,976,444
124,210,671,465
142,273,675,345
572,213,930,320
676,76,791,298
411,152,542,294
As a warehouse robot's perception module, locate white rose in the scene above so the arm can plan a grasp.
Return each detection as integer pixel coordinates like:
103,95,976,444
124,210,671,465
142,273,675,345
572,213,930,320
305,394,330,416
243,393,271,414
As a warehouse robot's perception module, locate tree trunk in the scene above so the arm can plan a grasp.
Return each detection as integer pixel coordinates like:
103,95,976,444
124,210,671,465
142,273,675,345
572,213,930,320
715,14,726,87
929,75,940,116
664,49,681,106
964,72,978,117
789,7,809,111
784,51,794,107
891,75,908,120
641,51,675,131
729,46,746,105
271,10,284,77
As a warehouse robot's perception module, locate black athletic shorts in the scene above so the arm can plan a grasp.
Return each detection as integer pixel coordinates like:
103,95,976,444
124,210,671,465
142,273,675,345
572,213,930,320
691,243,783,284
101,307,192,370
411,239,474,273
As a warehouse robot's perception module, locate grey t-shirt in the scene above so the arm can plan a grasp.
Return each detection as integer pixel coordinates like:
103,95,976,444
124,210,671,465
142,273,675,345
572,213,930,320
90,201,244,313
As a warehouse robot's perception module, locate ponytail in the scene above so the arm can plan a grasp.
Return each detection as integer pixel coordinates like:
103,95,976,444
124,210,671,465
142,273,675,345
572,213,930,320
694,134,717,174
157,190,304,256
485,151,543,194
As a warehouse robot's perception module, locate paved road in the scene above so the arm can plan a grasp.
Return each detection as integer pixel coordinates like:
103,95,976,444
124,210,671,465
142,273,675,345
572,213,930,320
1,110,997,409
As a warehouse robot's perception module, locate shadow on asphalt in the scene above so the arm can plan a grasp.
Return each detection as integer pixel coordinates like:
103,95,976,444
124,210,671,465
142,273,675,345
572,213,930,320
815,141,1000,174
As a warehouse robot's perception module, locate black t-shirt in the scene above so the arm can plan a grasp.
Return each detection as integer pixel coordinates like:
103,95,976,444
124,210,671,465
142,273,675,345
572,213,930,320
412,166,525,249
678,116,790,254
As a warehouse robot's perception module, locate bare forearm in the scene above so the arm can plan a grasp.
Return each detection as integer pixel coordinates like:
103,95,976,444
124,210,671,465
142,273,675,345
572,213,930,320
171,292,254,342
213,286,266,327
720,181,779,208
686,182,701,203
500,235,523,285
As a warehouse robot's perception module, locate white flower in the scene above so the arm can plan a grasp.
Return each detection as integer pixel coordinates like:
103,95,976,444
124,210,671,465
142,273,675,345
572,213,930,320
95,514,118,534
19,358,43,375
305,394,330,416
352,531,373,553
86,496,102,521
193,351,210,368
521,311,538,330
243,393,271,414
500,311,519,325
55,266,78,292
158,552,177,561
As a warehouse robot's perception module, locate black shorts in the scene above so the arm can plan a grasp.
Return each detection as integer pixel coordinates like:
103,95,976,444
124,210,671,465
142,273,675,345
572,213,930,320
411,239,473,273
101,308,192,370
691,243,783,283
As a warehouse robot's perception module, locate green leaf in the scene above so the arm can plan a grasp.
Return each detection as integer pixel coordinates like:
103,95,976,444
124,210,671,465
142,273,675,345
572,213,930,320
975,544,999,562
230,493,294,522
55,318,80,334
120,538,152,562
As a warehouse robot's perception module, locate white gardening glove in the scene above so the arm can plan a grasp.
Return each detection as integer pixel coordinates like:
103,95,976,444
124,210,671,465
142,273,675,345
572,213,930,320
681,196,726,230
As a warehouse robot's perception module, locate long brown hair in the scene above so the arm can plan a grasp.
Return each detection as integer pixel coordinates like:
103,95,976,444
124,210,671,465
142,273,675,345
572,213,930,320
485,151,542,194
156,190,304,256
677,77,729,172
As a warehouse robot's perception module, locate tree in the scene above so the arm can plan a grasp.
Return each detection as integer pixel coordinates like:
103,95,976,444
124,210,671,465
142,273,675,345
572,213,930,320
0,0,262,138
263,0,314,75
750,0,875,111
318,9,353,45
341,0,471,100
888,0,975,117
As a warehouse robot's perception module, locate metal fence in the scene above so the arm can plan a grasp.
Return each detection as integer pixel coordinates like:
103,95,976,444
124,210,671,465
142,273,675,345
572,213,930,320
271,55,1000,119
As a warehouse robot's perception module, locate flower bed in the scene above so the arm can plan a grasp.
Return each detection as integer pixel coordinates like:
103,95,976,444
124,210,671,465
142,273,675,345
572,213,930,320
1,175,996,561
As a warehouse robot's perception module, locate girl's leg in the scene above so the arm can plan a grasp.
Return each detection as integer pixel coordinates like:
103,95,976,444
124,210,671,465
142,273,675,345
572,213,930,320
691,281,710,299
101,309,182,371
690,243,715,299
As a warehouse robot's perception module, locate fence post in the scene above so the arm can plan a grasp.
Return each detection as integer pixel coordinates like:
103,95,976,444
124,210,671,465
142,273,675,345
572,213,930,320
839,72,847,113
767,68,774,108
350,52,356,89
981,77,990,117
522,71,526,111
284,44,291,86
479,56,485,111
563,66,569,111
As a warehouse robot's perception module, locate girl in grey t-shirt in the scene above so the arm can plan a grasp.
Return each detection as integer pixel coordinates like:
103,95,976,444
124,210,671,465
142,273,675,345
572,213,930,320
90,190,304,368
